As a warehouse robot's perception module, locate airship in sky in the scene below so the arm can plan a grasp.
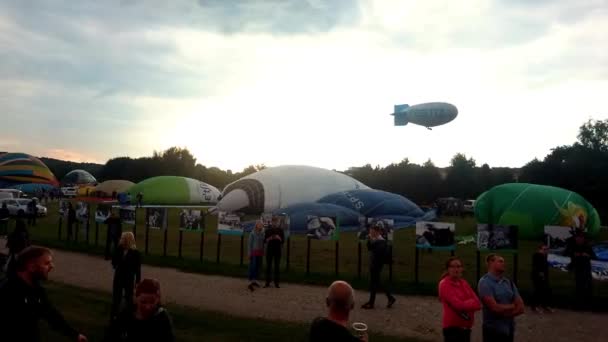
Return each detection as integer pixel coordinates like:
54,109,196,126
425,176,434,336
391,102,458,129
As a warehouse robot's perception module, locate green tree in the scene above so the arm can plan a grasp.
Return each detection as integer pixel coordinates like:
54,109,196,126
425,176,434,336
578,119,608,152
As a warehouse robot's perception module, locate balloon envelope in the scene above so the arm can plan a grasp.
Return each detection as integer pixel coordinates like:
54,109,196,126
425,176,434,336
475,183,601,240
128,176,221,205
61,169,97,186
216,165,370,214
272,203,364,234
94,180,135,196
0,152,59,191
318,189,436,228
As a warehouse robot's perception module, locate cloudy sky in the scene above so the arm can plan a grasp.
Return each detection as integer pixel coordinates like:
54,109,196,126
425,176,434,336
1,0,606,171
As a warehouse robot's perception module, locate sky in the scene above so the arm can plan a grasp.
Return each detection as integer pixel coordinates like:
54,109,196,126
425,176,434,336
1,0,607,172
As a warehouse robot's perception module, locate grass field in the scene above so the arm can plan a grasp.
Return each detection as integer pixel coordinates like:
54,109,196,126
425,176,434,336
0,272,421,342
13,200,608,310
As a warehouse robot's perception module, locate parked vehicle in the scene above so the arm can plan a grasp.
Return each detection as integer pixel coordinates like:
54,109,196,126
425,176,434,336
61,186,78,198
463,199,476,213
0,198,48,217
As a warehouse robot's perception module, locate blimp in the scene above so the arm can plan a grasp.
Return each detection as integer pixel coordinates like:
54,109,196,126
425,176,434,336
391,102,458,129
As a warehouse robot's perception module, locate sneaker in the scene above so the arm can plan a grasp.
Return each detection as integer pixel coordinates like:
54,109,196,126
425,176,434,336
361,303,374,310
253,282,261,288
275,284,280,288
544,306,555,313
387,296,396,308
263,283,271,288
534,307,544,314
248,284,255,292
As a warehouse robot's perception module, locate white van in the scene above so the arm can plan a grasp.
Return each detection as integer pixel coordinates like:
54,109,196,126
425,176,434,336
0,189,23,199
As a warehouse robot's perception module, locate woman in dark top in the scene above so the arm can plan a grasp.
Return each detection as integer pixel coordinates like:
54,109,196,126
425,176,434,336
111,232,142,318
5,212,30,275
531,244,553,313
105,278,174,342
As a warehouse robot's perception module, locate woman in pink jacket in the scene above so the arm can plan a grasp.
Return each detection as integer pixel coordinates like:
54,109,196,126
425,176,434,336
438,257,482,342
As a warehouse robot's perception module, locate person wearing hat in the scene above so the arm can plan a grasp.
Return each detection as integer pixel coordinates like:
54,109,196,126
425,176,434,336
362,224,396,309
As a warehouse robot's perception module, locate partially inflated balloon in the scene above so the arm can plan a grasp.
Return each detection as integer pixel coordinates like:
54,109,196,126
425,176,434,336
317,189,436,228
128,176,221,205
214,165,369,214
475,183,600,240
0,152,59,192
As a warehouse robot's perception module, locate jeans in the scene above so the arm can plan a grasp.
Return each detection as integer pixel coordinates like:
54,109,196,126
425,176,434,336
443,327,471,342
368,263,392,304
266,251,281,285
111,275,135,318
248,256,262,281
482,326,513,342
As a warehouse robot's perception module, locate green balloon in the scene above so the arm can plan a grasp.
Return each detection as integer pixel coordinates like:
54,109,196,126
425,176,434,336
127,176,221,205
474,183,601,240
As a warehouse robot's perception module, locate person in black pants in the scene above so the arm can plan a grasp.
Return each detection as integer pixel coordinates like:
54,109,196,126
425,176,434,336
111,232,142,319
5,212,30,275
67,202,76,241
264,217,284,288
531,243,553,313
564,230,596,309
362,224,395,309
104,211,123,260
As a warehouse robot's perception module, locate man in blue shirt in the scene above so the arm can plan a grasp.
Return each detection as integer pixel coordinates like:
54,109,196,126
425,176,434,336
478,254,525,342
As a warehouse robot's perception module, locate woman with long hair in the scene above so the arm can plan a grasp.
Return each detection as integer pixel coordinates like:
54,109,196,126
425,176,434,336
438,257,481,342
111,232,142,319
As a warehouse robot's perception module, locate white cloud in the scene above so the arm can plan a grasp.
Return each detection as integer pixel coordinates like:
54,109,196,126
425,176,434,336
0,0,606,172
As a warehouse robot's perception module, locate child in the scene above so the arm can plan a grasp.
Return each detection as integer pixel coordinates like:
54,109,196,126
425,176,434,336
248,220,265,291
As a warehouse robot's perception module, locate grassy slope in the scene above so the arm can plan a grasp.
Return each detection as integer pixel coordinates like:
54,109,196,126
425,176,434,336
38,281,422,342
17,201,608,310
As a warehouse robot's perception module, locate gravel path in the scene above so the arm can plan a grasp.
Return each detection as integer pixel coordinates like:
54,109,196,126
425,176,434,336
3,241,607,341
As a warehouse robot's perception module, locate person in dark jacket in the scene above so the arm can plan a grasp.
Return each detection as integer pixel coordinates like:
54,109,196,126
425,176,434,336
67,202,76,241
0,246,88,342
309,281,365,342
105,211,123,260
564,230,596,308
27,198,38,226
362,224,396,309
264,217,285,288
111,232,142,318
0,202,10,236
5,212,31,275
531,244,553,313
105,278,174,342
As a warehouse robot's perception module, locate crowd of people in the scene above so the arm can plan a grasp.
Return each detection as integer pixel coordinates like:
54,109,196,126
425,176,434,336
0,209,601,342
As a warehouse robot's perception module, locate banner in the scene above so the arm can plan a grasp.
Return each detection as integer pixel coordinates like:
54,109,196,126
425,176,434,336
179,209,203,232
306,216,339,241
416,221,456,250
76,202,89,223
146,208,167,230
477,224,518,252
119,206,136,225
548,253,608,281
95,204,111,223
218,211,243,236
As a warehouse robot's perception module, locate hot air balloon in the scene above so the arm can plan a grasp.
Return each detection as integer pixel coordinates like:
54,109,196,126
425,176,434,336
475,183,601,240
127,176,221,205
213,165,370,215
318,189,436,228
0,152,59,192
391,102,458,129
94,180,135,197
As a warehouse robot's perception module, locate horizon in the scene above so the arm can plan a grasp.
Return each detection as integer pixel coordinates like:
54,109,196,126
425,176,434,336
1,1,606,171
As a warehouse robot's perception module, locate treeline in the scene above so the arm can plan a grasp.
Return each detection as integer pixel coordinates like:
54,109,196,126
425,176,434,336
44,119,608,221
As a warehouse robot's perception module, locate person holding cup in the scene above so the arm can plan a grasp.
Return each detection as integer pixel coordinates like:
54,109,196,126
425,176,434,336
309,280,366,342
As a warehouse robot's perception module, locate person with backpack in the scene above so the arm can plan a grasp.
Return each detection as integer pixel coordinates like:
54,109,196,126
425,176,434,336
438,257,481,342
478,254,525,342
361,224,396,309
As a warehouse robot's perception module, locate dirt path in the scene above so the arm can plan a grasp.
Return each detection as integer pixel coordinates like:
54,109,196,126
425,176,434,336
2,241,606,341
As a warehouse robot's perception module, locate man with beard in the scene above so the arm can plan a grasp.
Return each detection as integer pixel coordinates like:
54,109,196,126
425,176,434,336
0,246,88,342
